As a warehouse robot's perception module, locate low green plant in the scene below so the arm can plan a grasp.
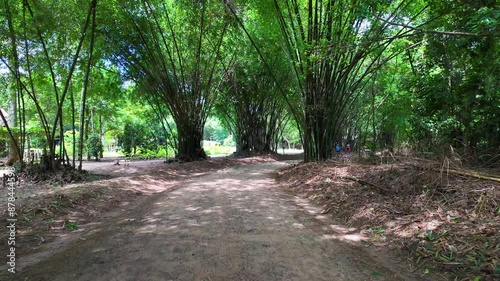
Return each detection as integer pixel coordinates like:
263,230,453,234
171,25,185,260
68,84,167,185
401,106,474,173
66,222,78,231
369,227,385,234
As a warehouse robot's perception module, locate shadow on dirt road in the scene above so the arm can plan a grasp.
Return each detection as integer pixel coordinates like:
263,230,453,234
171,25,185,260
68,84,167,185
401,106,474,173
9,161,425,281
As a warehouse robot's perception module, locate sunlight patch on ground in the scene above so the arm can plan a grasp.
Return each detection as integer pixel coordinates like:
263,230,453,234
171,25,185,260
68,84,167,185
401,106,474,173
305,207,318,215
190,172,207,177
260,200,273,206
369,207,449,240
324,166,349,178
184,178,276,193
187,219,200,227
329,224,358,234
112,176,180,194
293,197,321,214
91,248,107,253
200,206,223,214
136,224,159,234
142,217,160,223
293,223,305,229
321,233,368,243
166,225,178,231
120,201,131,207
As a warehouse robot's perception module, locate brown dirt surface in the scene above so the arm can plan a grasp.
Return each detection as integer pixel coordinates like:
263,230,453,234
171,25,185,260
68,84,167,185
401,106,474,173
277,157,500,280
0,157,268,276
1,156,428,281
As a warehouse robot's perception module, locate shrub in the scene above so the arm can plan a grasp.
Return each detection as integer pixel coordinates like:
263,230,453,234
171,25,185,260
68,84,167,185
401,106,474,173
86,133,103,161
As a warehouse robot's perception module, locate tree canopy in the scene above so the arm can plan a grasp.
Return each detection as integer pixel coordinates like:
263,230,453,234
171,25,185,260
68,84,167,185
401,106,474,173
0,0,498,168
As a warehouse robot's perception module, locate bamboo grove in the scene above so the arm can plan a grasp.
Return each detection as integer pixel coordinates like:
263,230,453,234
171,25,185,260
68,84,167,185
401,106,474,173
0,0,498,169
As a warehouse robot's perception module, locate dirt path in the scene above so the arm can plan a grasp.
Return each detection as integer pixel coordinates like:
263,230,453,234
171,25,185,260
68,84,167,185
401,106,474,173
12,161,423,281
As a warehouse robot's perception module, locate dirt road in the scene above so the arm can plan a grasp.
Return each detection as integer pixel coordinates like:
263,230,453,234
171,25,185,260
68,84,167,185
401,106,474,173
12,161,422,281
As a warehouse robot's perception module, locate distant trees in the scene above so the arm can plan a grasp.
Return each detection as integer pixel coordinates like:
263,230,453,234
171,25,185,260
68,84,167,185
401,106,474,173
409,0,499,153
217,61,290,154
216,1,296,155
203,118,229,144
232,0,497,160
118,121,146,156
353,0,499,156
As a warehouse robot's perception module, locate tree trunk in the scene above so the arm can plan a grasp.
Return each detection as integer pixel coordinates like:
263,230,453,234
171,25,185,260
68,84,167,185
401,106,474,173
6,91,19,166
85,117,91,161
236,129,274,155
4,0,20,167
70,82,76,168
303,109,314,162
98,114,103,158
176,123,206,161
78,87,86,169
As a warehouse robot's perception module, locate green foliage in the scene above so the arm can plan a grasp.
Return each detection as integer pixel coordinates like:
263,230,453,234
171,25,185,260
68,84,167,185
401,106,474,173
107,0,232,160
86,133,103,161
281,121,301,148
222,135,236,147
265,0,429,160
1,0,498,169
116,112,175,158
406,0,500,152
204,118,230,143
204,145,235,156
65,222,78,231
118,121,147,155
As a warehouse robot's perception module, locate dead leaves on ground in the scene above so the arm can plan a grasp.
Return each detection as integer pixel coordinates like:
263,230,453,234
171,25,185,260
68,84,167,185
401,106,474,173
278,158,499,280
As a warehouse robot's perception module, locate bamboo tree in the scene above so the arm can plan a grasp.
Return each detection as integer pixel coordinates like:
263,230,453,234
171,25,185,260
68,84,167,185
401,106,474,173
78,0,98,170
3,0,22,166
1,0,99,170
70,82,76,168
218,58,290,154
111,0,231,161
270,0,425,161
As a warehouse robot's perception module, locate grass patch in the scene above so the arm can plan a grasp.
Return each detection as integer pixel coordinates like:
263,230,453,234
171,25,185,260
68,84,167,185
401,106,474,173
205,145,235,156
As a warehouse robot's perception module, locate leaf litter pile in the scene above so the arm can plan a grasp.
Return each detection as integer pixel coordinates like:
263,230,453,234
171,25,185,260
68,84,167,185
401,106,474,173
277,157,499,280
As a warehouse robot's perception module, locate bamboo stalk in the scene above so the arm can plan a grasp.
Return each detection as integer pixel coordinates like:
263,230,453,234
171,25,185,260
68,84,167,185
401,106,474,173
434,169,500,183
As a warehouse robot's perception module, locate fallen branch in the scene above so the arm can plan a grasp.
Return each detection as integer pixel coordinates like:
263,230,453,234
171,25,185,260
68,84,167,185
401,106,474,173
434,169,500,183
407,164,500,183
342,176,390,194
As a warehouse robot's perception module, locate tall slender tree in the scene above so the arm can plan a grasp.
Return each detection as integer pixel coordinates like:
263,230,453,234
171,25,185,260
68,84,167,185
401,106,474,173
109,0,231,161
1,0,99,170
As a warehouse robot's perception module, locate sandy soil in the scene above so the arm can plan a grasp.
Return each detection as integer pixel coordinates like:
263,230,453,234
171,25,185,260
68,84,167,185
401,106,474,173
6,160,426,281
